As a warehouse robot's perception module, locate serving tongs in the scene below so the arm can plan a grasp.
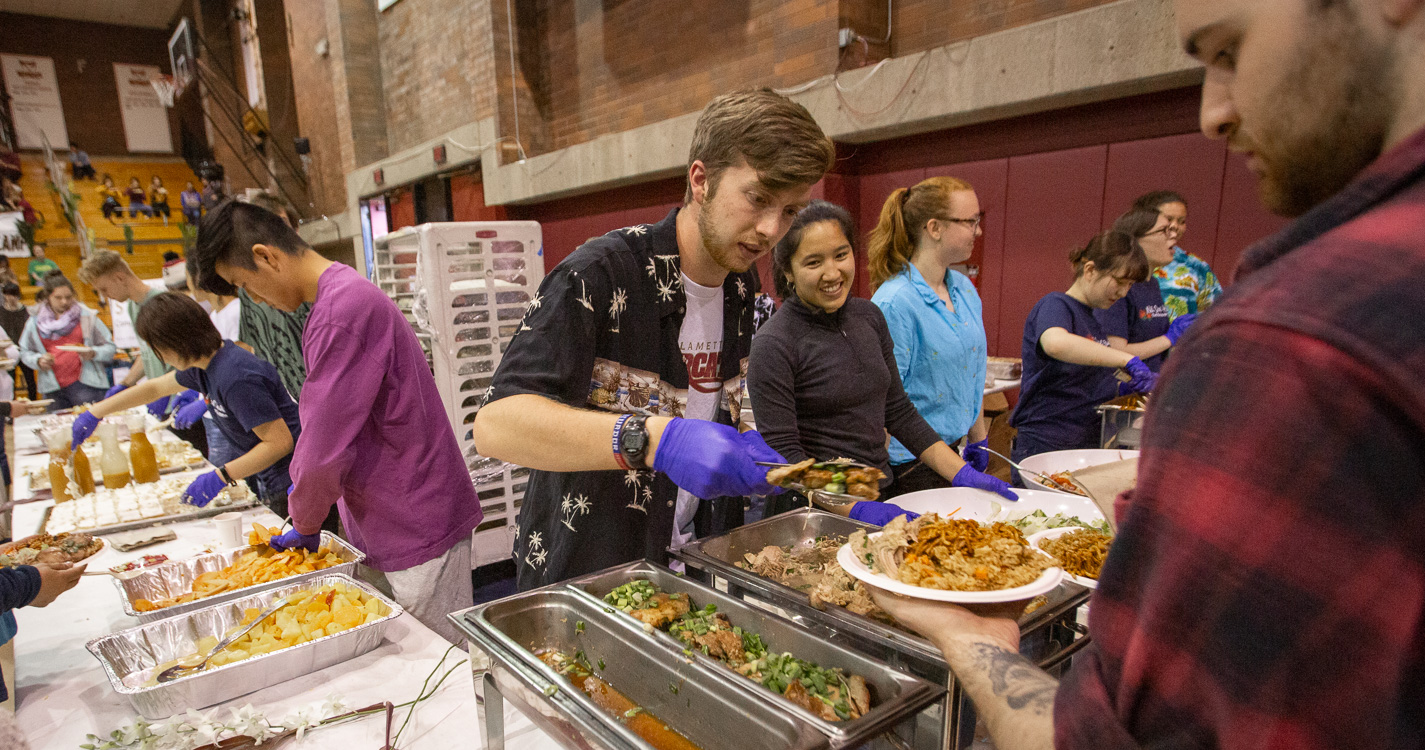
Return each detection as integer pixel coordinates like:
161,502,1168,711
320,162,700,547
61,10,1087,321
979,447,1061,488
755,459,871,508
155,592,310,683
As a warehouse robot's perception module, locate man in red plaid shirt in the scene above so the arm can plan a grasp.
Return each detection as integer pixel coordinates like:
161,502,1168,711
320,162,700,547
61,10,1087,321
866,1,1425,748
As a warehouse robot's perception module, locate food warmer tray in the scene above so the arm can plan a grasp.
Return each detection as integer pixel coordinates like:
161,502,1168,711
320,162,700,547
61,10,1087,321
87,573,402,719
453,585,834,750
115,532,365,624
669,508,1091,750
1096,394,1147,449
565,560,944,748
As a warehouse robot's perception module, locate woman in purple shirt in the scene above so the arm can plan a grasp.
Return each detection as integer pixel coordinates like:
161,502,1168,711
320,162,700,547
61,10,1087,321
188,200,481,644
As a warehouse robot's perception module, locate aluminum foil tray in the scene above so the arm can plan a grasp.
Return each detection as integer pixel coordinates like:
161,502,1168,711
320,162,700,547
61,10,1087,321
452,588,832,750
114,532,365,624
87,573,402,719
566,561,945,747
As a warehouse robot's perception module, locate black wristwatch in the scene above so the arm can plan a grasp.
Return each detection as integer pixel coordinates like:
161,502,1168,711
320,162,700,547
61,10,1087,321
218,465,239,486
616,415,651,470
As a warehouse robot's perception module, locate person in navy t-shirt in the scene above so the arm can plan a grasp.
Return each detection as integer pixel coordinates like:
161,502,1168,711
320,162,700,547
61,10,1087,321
1096,208,1199,371
69,293,302,518
1010,231,1160,470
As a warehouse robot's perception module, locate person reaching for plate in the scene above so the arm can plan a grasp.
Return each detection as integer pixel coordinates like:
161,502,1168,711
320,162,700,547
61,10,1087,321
70,293,304,520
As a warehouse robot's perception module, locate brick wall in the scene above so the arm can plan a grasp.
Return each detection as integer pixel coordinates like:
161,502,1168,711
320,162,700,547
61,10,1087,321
0,12,180,156
889,0,1122,57
504,0,843,157
377,0,497,154
284,0,348,216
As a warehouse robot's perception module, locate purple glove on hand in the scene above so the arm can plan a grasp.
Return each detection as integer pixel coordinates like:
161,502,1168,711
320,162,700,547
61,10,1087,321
182,470,227,508
652,418,783,498
172,397,208,429
1123,356,1158,394
962,439,990,473
146,397,171,418
1165,313,1197,345
104,383,128,398
71,410,101,450
269,528,321,553
848,502,919,526
951,464,1019,501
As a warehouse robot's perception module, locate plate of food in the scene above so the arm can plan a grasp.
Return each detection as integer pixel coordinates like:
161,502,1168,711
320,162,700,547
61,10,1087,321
1017,450,1140,496
837,514,1062,603
889,486,1106,527
1027,527,1113,589
54,345,94,353
0,532,109,567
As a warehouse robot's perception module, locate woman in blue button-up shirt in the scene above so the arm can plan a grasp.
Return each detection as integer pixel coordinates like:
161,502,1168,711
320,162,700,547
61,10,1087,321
868,176,992,495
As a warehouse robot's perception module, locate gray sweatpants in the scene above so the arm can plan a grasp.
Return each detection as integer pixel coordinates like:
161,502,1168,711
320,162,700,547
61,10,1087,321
385,541,472,646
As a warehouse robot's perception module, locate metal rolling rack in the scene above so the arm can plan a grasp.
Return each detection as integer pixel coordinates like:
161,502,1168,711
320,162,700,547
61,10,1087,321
372,221,544,567
670,509,1092,750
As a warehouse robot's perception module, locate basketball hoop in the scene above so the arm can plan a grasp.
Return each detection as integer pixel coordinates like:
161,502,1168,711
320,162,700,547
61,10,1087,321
151,75,179,108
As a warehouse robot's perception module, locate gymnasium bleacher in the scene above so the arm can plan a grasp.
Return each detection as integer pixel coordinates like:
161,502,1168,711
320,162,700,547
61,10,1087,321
13,153,198,316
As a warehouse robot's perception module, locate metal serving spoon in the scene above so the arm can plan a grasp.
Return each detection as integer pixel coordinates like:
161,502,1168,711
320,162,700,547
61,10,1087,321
979,447,1062,488
156,592,310,683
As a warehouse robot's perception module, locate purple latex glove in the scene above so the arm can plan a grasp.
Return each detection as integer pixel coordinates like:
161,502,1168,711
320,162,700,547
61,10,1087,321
962,439,990,473
269,527,321,553
146,397,171,418
71,410,101,449
1165,313,1197,345
104,383,128,398
1123,356,1158,394
171,390,201,410
652,418,783,498
182,470,227,508
172,398,209,429
951,464,1019,501
848,501,919,526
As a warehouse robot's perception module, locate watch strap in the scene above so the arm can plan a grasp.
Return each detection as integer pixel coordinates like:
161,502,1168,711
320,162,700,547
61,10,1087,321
611,414,633,471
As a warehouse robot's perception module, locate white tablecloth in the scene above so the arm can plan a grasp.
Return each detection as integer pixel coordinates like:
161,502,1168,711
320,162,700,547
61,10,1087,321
8,505,568,749
7,414,566,749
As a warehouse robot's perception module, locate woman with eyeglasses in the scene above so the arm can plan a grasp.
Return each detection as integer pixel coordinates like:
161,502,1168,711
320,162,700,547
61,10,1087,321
1132,190,1223,319
1010,231,1158,469
867,177,1000,496
1095,208,1198,372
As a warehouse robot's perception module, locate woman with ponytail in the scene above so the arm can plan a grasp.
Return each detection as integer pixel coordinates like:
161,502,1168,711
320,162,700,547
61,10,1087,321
868,177,994,495
1009,231,1157,472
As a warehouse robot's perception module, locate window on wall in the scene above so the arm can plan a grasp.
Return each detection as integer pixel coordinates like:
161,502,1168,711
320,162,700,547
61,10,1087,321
360,196,389,279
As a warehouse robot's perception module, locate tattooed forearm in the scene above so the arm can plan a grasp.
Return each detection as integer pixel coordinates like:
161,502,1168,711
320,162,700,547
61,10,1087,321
973,642,1059,714
941,638,1058,750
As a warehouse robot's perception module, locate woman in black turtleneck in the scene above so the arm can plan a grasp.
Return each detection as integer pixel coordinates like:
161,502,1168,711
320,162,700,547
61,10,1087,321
747,201,1015,521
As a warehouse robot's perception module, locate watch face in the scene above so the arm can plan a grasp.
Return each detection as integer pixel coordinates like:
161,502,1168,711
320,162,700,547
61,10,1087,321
624,429,647,453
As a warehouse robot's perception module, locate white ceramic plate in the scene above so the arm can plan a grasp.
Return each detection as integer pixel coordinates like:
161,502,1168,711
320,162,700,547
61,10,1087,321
1027,527,1104,589
1017,449,1140,495
837,534,1063,603
890,487,1105,524
55,345,93,353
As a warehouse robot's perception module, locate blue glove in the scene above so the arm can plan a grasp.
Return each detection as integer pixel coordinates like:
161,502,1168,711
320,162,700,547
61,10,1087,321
1123,356,1158,394
1165,313,1197,345
104,383,128,398
172,397,208,429
71,411,101,450
951,464,1019,501
652,418,782,498
269,527,322,553
182,470,227,508
172,390,201,410
146,397,171,418
849,501,919,526
962,439,990,473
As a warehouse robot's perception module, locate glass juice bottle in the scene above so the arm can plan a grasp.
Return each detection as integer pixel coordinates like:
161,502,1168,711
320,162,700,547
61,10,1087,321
71,438,96,495
128,414,160,484
98,422,132,489
45,430,71,503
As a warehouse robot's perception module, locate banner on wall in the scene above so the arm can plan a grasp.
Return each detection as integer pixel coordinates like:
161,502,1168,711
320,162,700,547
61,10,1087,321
0,211,32,259
113,63,174,153
0,54,69,150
